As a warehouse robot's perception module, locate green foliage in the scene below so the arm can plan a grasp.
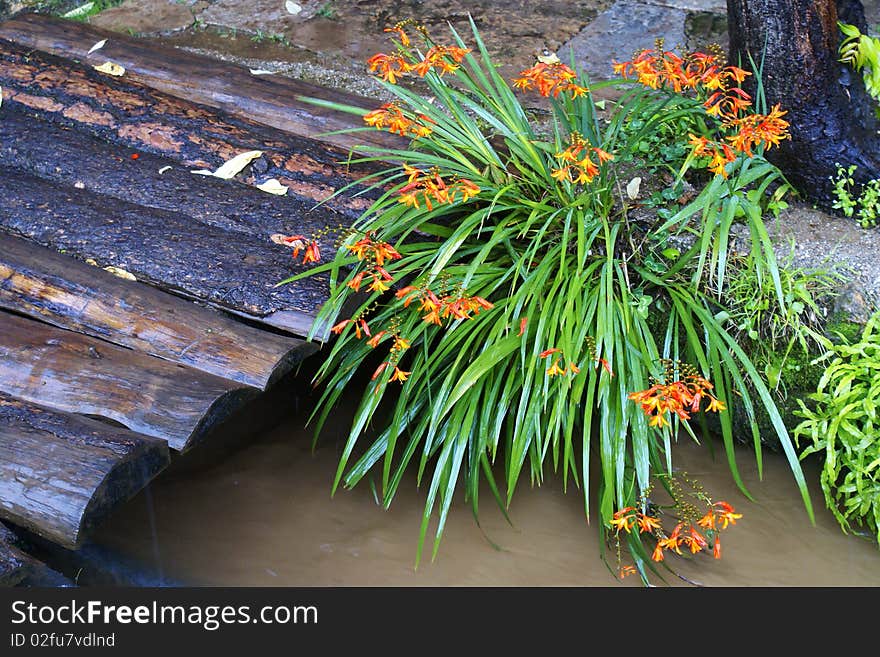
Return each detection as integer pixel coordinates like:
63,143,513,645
316,2,338,20
283,20,815,583
718,247,848,390
794,312,880,546
830,163,880,228
35,0,124,21
839,22,880,104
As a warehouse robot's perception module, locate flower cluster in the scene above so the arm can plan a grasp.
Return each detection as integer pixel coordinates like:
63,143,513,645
397,164,480,210
551,133,614,185
611,476,742,576
366,22,470,84
395,285,493,326
627,360,726,428
613,45,790,178
345,231,403,293
513,61,588,98
363,102,436,138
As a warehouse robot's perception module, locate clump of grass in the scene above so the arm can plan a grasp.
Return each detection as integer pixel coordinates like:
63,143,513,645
281,18,815,584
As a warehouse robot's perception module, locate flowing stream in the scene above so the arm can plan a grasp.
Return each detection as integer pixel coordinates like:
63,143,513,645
86,384,880,588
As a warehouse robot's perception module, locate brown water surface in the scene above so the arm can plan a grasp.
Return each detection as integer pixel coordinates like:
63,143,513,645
90,387,880,588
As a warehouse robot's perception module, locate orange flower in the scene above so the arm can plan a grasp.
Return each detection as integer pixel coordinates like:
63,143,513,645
514,61,587,98
597,358,614,377
629,367,725,428
610,507,637,533
347,272,367,292
553,134,611,185
383,24,410,47
371,361,388,380
539,348,561,358
651,543,665,562
618,565,637,579
546,359,566,377
715,501,742,529
366,53,410,84
366,331,388,348
302,241,321,264
518,317,528,336
637,513,662,534
330,319,352,335
390,366,410,383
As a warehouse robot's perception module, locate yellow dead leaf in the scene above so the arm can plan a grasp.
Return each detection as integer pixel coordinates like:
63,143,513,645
256,178,289,195
93,61,125,76
191,150,263,179
626,177,642,200
85,258,98,266
103,266,137,281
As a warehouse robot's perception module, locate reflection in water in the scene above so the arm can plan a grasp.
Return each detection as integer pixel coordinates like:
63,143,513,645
91,388,880,587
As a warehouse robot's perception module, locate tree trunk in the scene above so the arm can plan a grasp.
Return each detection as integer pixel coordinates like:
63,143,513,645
727,0,880,210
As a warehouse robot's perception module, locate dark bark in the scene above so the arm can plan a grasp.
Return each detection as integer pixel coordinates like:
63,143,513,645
0,232,316,390
0,310,257,452
727,0,880,210
0,13,406,156
0,393,169,548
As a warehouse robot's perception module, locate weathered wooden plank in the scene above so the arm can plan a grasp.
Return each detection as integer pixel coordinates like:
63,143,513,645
0,12,406,155
0,37,383,221
0,311,258,451
0,393,170,549
0,232,317,390
0,167,333,330
0,521,29,586
0,107,351,243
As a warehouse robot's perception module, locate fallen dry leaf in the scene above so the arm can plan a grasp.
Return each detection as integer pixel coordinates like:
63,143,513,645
93,61,125,76
271,233,305,249
285,1,302,15
191,150,263,179
256,178,289,195
103,266,137,281
249,69,275,75
626,177,642,200
87,39,107,55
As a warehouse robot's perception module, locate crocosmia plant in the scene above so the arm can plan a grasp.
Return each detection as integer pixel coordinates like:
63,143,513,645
280,19,814,584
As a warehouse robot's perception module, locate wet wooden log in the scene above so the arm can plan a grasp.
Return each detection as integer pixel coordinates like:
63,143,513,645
0,167,334,335
0,310,258,451
0,393,170,549
0,12,405,156
0,521,30,586
0,107,346,244
0,36,383,221
0,232,317,390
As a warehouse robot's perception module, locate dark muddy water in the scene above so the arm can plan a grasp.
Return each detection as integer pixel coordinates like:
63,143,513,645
89,386,880,588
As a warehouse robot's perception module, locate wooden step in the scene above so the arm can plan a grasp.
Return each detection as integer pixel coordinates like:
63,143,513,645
0,311,258,451
0,521,30,586
0,107,346,247
0,167,334,336
0,12,406,156
0,36,383,222
0,393,170,549
0,231,317,390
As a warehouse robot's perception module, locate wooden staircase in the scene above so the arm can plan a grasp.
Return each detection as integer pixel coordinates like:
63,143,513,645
0,13,392,561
